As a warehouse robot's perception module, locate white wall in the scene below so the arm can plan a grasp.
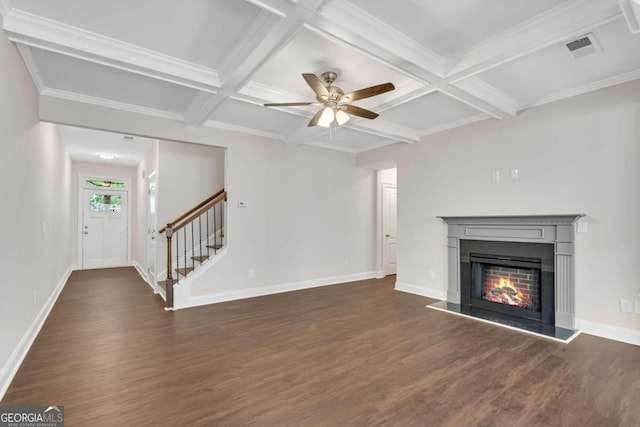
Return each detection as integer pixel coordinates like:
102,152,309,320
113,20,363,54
39,97,377,302
70,161,137,267
359,80,640,335
157,139,225,227
0,29,72,394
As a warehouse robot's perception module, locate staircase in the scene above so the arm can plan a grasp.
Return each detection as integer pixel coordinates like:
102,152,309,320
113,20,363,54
158,189,227,309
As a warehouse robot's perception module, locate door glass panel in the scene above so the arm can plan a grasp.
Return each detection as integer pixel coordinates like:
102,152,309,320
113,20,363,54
90,194,122,212
85,179,125,188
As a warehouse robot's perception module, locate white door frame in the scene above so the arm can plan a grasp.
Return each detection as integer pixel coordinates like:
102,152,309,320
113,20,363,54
146,170,158,292
77,174,133,269
382,183,397,276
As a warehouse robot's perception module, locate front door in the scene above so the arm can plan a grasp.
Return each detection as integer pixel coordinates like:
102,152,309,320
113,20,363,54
82,188,128,269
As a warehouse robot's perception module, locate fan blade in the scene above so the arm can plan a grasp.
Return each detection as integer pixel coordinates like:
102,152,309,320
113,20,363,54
308,109,324,127
343,104,379,120
341,82,395,102
303,73,329,97
264,102,314,107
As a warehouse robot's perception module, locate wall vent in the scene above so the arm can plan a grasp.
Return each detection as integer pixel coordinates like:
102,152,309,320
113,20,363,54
123,135,135,141
564,33,600,59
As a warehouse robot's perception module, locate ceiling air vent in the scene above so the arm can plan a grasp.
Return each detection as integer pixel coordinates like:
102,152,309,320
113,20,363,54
123,135,135,141
564,33,600,59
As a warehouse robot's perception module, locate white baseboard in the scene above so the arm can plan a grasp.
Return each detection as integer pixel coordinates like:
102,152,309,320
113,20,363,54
175,271,379,310
394,281,447,300
0,265,73,400
132,261,157,294
576,318,640,346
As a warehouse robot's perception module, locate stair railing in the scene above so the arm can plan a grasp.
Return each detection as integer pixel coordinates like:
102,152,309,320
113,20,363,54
159,189,227,309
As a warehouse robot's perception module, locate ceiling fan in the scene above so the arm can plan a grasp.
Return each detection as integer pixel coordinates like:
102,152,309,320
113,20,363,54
264,71,395,128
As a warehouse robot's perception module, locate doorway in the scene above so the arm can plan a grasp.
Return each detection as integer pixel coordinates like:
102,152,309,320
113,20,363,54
379,168,397,276
80,177,130,269
146,171,158,287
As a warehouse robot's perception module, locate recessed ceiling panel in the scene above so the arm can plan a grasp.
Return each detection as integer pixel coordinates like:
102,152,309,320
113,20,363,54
476,19,640,106
347,0,568,56
12,0,263,68
210,98,310,134
32,48,200,114
382,91,484,130
249,27,416,105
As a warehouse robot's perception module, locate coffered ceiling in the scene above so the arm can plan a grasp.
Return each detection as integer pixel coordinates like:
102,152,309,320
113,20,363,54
2,0,640,153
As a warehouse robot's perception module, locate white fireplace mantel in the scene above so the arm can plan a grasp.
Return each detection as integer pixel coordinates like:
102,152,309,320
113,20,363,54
438,214,585,330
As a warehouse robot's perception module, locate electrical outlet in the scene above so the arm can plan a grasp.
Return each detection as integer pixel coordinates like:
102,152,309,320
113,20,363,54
620,299,633,313
635,301,640,315
248,269,255,278
428,270,436,280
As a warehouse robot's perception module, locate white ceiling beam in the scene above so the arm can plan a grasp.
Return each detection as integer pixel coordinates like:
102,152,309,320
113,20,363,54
620,0,640,33
300,5,518,119
3,9,221,92
452,78,520,117
445,0,623,82
184,0,332,127
319,0,444,78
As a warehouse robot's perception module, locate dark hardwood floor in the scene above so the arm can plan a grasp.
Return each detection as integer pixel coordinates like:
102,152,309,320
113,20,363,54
3,267,639,426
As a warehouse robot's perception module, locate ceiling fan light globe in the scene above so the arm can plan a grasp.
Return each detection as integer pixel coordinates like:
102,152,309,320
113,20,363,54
335,110,350,125
318,106,335,127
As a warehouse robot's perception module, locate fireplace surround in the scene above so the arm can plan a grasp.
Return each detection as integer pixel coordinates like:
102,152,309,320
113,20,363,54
435,215,584,339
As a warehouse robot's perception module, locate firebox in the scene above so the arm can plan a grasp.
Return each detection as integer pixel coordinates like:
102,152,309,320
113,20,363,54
460,240,555,325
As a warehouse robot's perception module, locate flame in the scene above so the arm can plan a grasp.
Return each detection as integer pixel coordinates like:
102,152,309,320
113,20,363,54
482,277,531,309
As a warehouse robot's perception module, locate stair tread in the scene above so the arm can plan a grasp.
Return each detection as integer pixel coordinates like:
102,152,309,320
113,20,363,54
158,280,167,290
207,244,223,249
176,267,194,277
192,255,209,262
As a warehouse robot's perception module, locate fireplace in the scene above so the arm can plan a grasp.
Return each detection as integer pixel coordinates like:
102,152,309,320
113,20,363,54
434,215,584,341
460,240,555,325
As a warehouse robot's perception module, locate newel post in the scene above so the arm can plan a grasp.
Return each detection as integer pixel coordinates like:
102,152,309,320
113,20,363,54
165,224,174,310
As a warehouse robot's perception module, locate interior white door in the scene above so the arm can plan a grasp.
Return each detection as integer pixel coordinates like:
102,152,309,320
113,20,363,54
146,173,158,286
82,188,128,269
383,184,397,275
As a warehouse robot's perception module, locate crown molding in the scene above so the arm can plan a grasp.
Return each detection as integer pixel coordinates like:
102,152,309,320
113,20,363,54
3,9,221,91
203,119,285,141
15,44,44,92
320,1,444,78
344,119,420,144
303,140,359,154
453,77,520,116
620,0,640,33
40,88,184,121
302,134,399,154
446,0,622,81
419,113,490,138
526,68,640,109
